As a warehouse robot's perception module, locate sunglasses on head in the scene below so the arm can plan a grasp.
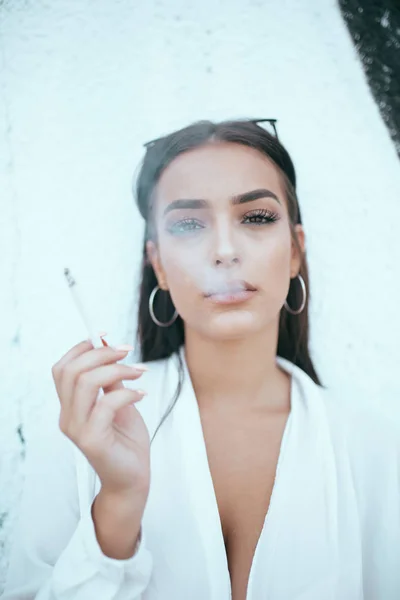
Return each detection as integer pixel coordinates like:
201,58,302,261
141,118,301,224
143,118,279,149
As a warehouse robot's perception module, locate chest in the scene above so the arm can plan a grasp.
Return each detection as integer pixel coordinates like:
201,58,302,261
199,406,289,600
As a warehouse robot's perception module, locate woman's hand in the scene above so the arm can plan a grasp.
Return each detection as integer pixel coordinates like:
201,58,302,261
51,340,151,501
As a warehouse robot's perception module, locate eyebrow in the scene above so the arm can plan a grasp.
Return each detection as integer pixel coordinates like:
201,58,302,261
163,188,281,216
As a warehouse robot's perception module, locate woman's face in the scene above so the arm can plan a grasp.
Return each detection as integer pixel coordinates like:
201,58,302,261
147,142,305,340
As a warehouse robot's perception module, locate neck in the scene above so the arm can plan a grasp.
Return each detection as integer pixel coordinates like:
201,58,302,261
183,321,291,413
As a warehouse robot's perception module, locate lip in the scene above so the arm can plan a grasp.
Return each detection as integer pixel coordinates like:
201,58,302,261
204,281,257,305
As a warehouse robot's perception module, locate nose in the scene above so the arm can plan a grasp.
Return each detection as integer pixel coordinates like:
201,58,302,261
213,223,241,267
215,256,239,266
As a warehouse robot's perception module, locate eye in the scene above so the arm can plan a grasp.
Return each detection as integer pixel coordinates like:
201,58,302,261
167,218,205,235
242,208,280,225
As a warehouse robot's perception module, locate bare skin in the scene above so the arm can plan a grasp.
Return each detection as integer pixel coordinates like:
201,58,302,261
148,141,305,597
52,140,305,595
198,373,291,600
52,341,151,559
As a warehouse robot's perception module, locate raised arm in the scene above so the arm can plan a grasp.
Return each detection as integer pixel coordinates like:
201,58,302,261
2,340,153,599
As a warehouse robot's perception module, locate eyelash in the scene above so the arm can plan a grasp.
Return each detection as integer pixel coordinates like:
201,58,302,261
168,209,280,234
242,208,280,225
168,218,204,234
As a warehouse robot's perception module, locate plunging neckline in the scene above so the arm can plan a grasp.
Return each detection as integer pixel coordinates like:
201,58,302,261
174,348,295,600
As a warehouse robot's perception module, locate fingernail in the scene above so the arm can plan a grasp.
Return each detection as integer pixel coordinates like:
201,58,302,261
114,344,134,352
128,364,149,372
130,389,147,405
99,331,108,337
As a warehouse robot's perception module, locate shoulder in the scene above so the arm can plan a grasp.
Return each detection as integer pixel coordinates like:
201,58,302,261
296,371,400,525
283,358,400,484
283,357,400,463
320,384,400,498
319,386,400,560
322,386,399,455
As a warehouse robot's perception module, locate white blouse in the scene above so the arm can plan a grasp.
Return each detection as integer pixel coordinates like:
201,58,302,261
2,349,400,600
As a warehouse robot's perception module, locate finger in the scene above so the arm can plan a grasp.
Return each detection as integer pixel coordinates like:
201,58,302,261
69,364,144,432
52,339,94,394
82,388,146,446
54,339,94,370
99,339,133,394
57,346,131,414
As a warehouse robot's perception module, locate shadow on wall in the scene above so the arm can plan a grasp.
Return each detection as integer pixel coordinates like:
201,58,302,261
338,0,400,158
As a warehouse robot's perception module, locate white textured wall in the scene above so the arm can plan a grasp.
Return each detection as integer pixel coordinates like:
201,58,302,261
1,0,399,587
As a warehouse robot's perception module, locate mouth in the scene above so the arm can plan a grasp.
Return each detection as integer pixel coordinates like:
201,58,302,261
204,280,257,305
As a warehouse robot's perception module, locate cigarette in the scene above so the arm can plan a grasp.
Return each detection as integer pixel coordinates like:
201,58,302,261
63,268,105,349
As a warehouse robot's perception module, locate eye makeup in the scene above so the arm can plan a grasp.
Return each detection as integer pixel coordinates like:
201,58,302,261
167,217,205,235
241,208,280,225
165,206,281,236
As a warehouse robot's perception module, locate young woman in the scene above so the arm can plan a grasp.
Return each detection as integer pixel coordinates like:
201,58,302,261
2,119,399,600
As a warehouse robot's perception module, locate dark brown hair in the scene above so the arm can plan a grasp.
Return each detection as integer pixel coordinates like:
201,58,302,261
134,119,321,441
